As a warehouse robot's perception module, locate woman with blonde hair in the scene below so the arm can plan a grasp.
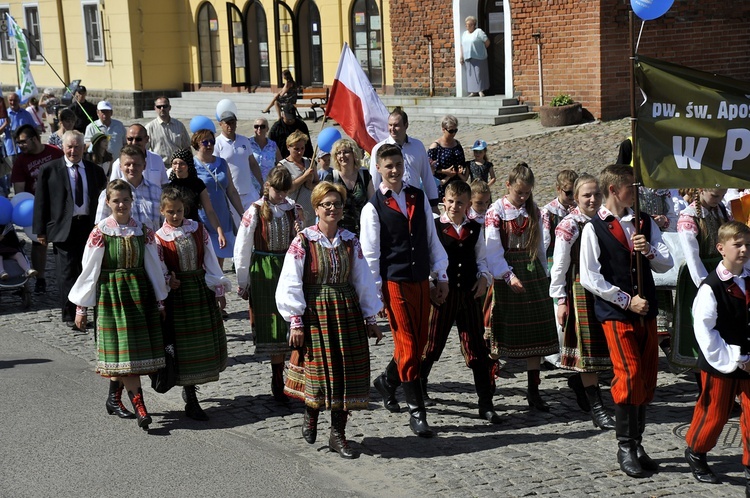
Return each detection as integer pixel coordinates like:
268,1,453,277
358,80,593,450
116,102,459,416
278,130,318,226
323,138,374,236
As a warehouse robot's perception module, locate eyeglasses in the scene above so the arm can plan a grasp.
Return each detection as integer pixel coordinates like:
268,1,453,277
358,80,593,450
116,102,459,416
126,136,144,142
254,124,267,129
201,139,216,147
446,128,458,134
318,201,344,210
336,149,353,155
155,105,170,109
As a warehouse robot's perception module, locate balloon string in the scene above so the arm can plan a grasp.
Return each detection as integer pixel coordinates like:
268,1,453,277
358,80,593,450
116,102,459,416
636,21,645,53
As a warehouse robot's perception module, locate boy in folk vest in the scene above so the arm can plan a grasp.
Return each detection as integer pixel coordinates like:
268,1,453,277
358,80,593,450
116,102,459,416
360,144,449,437
421,180,500,424
684,221,750,490
580,164,672,478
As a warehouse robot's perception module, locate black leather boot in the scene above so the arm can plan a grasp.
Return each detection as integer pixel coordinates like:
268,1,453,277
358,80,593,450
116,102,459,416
473,365,502,424
302,406,319,444
420,359,436,407
744,466,750,497
402,380,434,437
615,404,643,477
184,385,209,421
374,358,401,413
636,405,658,471
271,362,288,403
128,388,152,430
584,384,614,430
106,380,135,419
527,369,550,412
685,448,719,484
329,410,357,459
568,374,591,412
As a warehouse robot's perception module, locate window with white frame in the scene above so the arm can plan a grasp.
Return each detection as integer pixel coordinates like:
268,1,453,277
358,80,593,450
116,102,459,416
24,5,42,61
82,2,103,63
0,7,14,62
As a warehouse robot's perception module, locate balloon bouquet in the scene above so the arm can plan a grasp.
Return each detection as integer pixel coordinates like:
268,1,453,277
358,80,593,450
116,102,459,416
0,192,35,240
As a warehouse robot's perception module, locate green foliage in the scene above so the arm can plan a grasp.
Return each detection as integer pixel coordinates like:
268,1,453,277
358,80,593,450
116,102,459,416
550,94,574,107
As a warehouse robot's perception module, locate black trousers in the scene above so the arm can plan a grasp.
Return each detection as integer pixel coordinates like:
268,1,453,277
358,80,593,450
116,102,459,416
53,216,93,321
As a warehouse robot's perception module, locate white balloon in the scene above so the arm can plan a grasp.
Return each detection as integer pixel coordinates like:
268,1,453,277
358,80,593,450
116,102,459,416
216,99,239,121
24,225,36,240
11,192,34,207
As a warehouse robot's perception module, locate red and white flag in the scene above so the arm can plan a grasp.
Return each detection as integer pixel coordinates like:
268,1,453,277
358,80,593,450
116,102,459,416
325,43,389,154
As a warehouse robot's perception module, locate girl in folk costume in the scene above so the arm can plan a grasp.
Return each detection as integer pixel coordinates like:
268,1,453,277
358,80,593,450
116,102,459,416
672,188,730,370
549,174,614,430
276,182,382,459
485,163,558,411
155,187,230,421
69,179,170,430
234,167,302,402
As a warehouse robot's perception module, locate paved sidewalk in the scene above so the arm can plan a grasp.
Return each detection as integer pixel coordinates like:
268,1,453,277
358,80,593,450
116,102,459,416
11,118,743,497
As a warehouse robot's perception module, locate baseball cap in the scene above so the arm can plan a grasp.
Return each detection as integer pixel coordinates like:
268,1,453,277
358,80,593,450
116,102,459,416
282,103,296,115
472,139,488,151
219,111,237,122
316,149,330,159
97,101,113,111
75,85,87,94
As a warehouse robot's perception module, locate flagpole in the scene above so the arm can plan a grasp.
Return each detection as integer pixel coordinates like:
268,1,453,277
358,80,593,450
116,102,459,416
629,10,645,305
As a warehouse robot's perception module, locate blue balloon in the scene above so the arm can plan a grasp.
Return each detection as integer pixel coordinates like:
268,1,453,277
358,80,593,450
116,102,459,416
189,115,216,134
317,127,342,153
0,197,12,225
631,0,674,21
12,198,34,227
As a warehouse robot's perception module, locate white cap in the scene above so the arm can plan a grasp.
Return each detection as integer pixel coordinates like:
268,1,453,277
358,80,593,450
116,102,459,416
97,101,113,111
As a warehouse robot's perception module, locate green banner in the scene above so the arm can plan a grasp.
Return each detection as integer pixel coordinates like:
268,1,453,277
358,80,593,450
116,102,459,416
635,54,750,188
5,13,37,103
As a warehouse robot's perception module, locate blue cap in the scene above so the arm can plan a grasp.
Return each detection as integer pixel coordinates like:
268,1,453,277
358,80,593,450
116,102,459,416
472,139,487,151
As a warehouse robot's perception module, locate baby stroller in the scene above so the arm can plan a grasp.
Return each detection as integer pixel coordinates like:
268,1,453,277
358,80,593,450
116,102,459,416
0,226,32,309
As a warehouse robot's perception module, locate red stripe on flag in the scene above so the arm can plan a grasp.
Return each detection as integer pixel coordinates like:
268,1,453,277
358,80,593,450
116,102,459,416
326,79,377,153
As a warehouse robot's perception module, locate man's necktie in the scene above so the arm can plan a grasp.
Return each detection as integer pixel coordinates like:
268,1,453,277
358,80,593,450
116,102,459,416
74,164,83,207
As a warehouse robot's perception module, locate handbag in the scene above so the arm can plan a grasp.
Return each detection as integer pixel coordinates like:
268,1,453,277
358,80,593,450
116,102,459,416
149,342,178,393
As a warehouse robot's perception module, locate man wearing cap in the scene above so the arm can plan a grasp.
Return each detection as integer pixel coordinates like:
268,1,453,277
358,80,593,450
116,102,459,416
84,101,126,156
110,124,168,187
214,111,263,225
145,96,190,166
269,104,313,159
11,124,64,293
68,85,98,134
369,108,439,207
1,92,37,195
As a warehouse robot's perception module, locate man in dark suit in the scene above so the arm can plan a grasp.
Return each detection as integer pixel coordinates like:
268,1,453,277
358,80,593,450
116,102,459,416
33,130,107,328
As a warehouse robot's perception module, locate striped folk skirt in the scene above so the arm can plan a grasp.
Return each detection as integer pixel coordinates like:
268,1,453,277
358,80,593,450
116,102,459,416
165,269,227,385
670,258,721,369
559,279,612,372
490,251,558,358
249,251,290,356
301,283,370,411
96,267,165,377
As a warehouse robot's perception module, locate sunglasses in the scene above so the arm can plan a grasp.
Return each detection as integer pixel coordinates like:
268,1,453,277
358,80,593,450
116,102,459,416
201,139,216,147
155,104,170,109
254,124,267,129
318,201,344,210
446,128,458,134
126,136,144,142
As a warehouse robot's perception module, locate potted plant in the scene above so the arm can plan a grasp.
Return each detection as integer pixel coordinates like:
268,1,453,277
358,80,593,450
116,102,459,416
539,94,583,127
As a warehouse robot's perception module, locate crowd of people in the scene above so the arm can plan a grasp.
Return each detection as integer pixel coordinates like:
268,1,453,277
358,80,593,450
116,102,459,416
4,91,750,489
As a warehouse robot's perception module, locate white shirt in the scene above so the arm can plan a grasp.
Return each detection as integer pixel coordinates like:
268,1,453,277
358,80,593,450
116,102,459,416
64,158,89,216
436,212,492,285
359,182,448,298
84,119,127,156
579,206,673,311
146,116,191,163
214,133,260,210
677,201,731,288
369,135,439,203
692,262,750,374
110,150,169,187
549,207,589,299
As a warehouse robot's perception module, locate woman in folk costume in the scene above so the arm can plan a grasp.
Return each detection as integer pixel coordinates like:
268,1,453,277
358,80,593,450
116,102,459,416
234,166,302,402
672,188,730,372
549,174,614,430
485,162,558,411
69,179,170,430
155,186,230,421
276,181,382,459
